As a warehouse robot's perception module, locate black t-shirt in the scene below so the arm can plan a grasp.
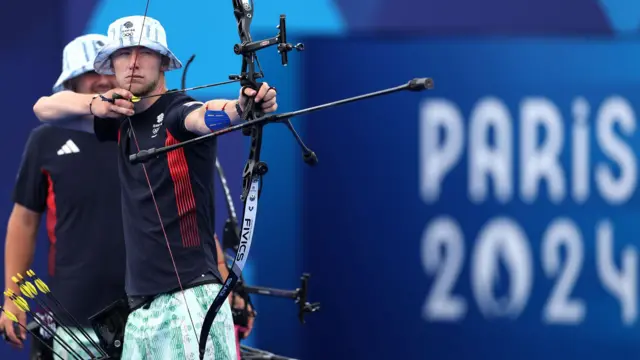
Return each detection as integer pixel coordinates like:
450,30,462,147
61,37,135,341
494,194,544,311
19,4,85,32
94,92,222,297
12,124,126,326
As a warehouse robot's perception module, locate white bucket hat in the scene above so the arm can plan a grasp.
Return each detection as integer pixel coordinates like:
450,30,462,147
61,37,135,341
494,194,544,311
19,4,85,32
93,15,182,75
52,34,109,93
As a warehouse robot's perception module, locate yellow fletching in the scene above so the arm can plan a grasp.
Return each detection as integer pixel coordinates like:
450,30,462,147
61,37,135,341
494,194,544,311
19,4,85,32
19,284,34,299
25,281,37,296
13,297,29,312
11,276,20,284
4,289,14,297
17,296,29,310
3,309,18,323
35,279,49,293
16,273,24,280
131,96,141,103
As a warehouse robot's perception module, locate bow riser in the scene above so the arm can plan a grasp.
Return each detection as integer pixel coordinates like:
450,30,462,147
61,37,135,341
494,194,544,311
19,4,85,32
233,0,254,26
198,2,299,358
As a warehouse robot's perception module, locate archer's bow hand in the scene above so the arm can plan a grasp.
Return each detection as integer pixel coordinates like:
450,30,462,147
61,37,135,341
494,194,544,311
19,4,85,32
238,83,278,114
89,88,135,118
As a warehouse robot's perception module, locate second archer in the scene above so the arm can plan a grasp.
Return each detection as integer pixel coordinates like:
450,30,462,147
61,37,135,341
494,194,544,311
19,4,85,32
32,15,277,360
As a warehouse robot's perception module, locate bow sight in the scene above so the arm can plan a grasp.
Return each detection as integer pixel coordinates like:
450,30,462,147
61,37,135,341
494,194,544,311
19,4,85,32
231,14,304,66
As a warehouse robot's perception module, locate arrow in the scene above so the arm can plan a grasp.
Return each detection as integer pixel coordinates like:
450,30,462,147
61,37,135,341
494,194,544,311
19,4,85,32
0,306,65,360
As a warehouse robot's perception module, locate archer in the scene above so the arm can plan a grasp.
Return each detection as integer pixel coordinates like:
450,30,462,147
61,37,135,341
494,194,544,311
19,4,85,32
2,34,124,360
32,15,276,359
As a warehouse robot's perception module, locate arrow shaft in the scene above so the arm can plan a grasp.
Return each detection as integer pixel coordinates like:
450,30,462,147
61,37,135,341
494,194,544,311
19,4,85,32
130,80,419,162
44,292,108,356
137,79,242,101
29,296,97,358
0,308,66,360
29,312,83,360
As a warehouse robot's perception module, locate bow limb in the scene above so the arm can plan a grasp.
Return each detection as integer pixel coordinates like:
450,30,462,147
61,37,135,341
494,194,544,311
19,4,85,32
181,54,197,90
198,0,269,358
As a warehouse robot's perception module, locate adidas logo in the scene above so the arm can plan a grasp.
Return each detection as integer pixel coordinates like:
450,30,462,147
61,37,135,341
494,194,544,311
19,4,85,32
57,139,80,155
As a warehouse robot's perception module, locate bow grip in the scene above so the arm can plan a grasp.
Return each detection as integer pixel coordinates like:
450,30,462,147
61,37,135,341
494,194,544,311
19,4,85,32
240,80,265,121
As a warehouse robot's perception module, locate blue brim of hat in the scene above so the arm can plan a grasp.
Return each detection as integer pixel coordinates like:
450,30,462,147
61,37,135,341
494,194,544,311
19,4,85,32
93,38,182,75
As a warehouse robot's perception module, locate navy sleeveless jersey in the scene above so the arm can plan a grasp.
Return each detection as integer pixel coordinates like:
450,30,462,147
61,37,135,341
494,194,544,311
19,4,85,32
12,124,126,326
93,92,222,297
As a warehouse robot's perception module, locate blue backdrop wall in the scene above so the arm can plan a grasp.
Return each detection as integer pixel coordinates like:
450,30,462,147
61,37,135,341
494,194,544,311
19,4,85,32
299,36,640,360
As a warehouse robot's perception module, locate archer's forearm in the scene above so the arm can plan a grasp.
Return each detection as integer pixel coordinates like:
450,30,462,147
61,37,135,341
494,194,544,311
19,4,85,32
33,91,95,123
184,99,241,136
4,210,40,297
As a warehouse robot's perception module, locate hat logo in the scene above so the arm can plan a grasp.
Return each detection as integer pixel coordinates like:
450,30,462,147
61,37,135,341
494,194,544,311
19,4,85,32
120,21,136,38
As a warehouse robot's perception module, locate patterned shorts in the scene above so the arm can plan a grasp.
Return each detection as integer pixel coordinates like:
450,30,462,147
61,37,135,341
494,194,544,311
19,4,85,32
52,326,101,360
121,283,237,360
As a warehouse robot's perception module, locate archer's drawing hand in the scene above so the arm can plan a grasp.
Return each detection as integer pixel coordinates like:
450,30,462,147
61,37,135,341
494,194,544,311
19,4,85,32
0,301,26,349
90,88,135,118
238,82,278,113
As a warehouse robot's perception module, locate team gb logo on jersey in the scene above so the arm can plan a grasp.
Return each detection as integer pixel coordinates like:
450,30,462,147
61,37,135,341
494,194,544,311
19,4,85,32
152,113,164,138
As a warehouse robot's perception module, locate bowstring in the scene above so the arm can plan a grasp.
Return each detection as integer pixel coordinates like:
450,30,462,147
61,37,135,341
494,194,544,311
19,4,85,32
124,0,200,345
